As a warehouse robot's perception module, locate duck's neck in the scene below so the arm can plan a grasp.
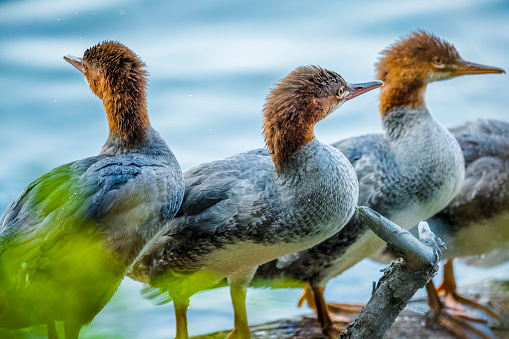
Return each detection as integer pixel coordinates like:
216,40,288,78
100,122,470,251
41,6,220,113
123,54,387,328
101,125,174,157
382,105,434,141
103,88,150,145
379,74,427,117
263,108,316,173
100,87,154,155
271,138,359,246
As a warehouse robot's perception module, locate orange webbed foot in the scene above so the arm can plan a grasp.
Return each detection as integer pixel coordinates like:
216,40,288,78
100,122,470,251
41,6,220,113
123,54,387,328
427,280,495,339
326,302,365,315
438,261,500,323
299,284,360,338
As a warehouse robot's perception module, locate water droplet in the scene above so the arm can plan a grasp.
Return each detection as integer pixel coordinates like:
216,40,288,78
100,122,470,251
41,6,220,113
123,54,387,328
56,18,60,21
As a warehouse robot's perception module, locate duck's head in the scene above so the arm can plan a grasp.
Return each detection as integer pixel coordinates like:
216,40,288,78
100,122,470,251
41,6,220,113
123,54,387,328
377,30,505,84
263,65,382,171
376,31,505,113
65,41,148,100
65,41,149,144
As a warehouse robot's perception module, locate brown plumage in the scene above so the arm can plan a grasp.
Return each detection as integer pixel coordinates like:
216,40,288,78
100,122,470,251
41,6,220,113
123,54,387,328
262,66,347,171
81,41,149,144
376,31,461,114
0,41,184,339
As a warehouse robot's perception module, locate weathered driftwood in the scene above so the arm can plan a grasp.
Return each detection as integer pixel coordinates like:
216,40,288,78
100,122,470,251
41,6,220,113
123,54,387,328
339,206,444,339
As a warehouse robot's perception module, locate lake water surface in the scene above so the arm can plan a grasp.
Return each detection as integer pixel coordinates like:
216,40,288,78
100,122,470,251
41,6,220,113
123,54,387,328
1,0,508,337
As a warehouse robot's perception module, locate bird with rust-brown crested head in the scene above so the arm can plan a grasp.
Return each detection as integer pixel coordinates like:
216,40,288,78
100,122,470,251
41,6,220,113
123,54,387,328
65,41,149,145
0,41,184,338
376,30,505,115
263,66,379,172
129,64,382,339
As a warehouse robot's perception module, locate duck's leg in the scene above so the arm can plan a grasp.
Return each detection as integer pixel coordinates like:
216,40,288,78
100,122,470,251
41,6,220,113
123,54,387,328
226,267,257,339
309,284,353,338
174,299,190,339
227,284,250,339
47,322,59,339
438,260,499,320
63,320,81,339
298,284,355,323
426,279,493,339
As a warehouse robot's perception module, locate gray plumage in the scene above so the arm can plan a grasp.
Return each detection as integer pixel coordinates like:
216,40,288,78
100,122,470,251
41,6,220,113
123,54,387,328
131,139,358,299
254,107,465,287
129,66,382,339
413,119,509,260
0,126,184,329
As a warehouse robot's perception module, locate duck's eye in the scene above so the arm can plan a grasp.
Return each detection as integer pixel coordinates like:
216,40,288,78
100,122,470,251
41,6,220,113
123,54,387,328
432,56,445,68
336,88,344,98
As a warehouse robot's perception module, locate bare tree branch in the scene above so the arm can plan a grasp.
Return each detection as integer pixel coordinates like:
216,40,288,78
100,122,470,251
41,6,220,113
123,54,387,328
339,206,445,339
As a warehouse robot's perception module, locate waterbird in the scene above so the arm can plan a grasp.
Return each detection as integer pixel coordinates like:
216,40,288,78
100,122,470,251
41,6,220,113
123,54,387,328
253,31,505,337
0,41,184,338
378,118,509,339
130,66,382,339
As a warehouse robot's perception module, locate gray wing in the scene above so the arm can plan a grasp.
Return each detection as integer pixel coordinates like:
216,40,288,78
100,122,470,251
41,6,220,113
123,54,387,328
0,153,183,280
433,119,509,230
437,155,509,232
0,158,99,245
450,118,509,166
85,153,184,260
137,148,279,276
333,134,394,212
0,153,183,327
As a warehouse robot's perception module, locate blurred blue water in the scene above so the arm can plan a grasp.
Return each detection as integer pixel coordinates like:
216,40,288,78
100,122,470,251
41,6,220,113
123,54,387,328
1,0,508,337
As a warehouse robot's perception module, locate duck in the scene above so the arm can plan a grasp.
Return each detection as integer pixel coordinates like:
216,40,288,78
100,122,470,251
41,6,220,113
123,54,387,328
130,66,382,339
0,41,184,338
252,31,505,337
378,118,509,339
